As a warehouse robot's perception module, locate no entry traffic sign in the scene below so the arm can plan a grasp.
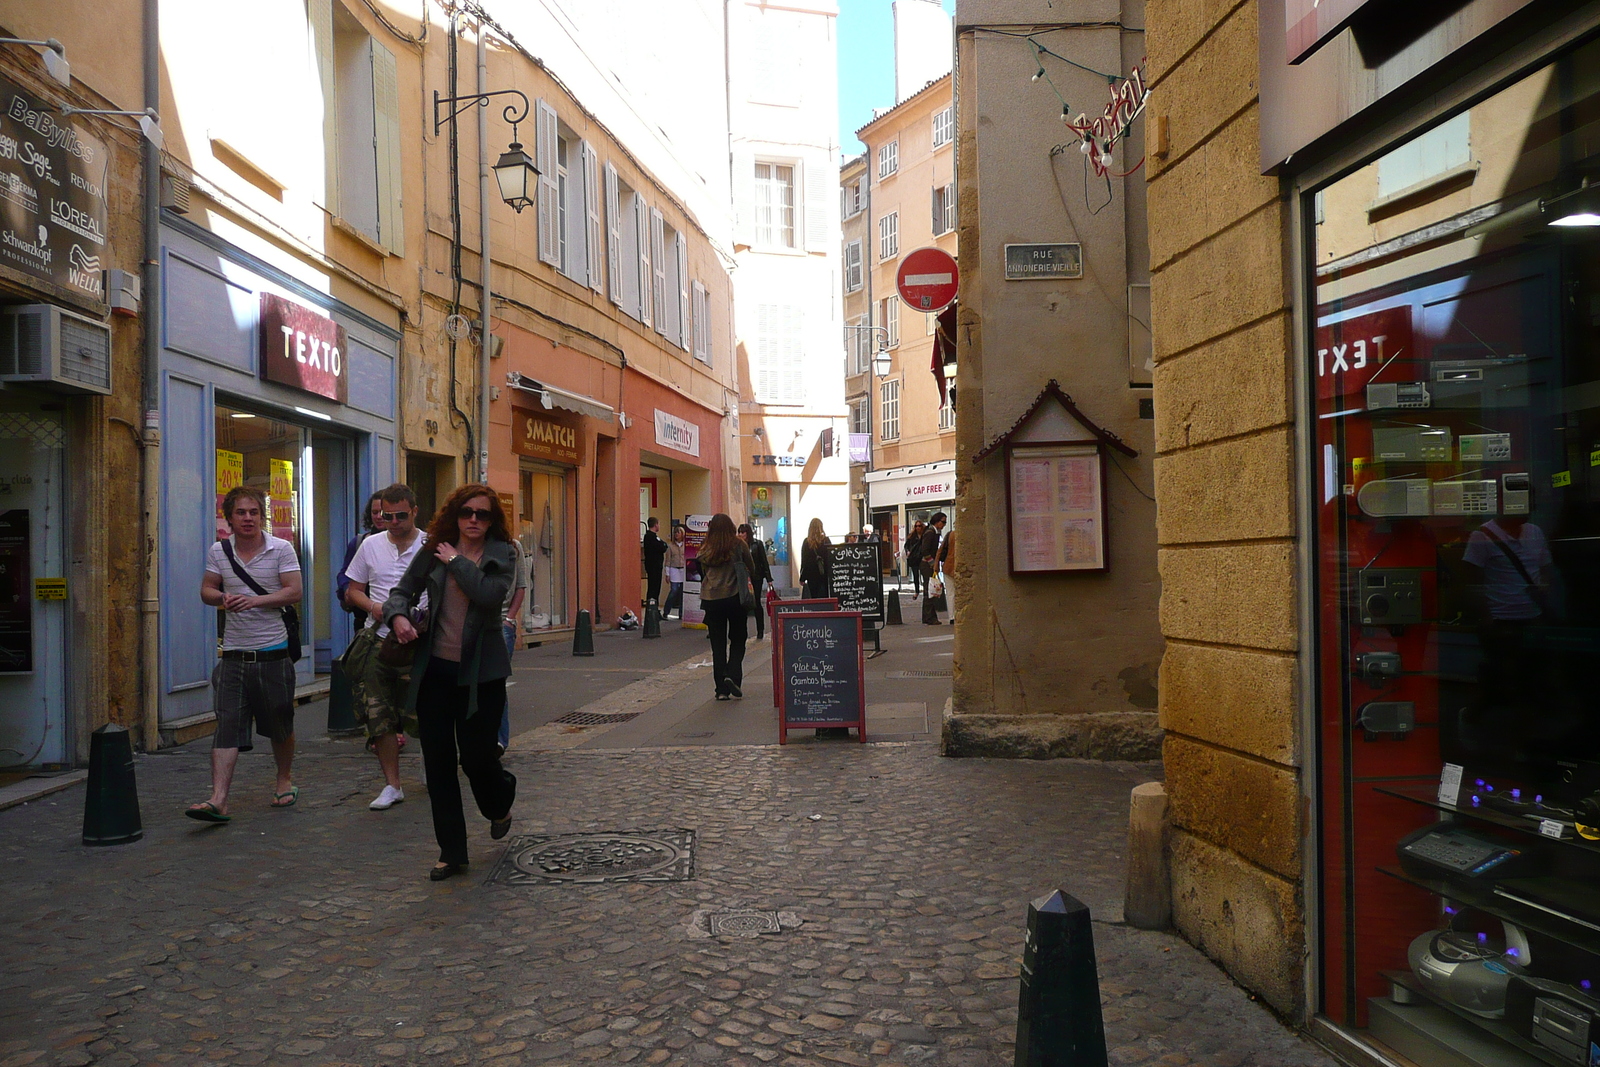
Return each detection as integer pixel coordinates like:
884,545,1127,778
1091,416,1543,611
896,247,959,312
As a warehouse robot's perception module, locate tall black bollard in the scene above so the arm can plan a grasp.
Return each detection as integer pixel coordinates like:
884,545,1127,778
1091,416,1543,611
642,600,662,639
1015,890,1108,1067
327,659,360,734
82,723,143,847
887,589,903,625
573,609,595,656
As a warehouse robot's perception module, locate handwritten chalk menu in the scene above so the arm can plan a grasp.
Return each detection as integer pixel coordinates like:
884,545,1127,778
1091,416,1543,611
777,612,866,744
830,543,884,624
769,598,839,706
1007,443,1107,574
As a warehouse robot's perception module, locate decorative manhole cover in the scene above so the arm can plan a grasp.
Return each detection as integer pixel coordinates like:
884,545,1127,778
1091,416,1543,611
487,830,695,886
550,711,642,726
885,670,952,679
687,907,803,938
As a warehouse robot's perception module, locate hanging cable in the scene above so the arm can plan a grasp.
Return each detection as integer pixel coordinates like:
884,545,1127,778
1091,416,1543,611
357,0,428,45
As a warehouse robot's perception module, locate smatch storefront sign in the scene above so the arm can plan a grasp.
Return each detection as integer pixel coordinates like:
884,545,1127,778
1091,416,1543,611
512,406,584,465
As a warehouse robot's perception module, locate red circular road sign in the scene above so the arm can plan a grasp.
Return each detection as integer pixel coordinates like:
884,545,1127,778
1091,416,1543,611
896,247,959,312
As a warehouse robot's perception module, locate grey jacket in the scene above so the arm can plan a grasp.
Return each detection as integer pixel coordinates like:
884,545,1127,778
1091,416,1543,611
382,538,516,716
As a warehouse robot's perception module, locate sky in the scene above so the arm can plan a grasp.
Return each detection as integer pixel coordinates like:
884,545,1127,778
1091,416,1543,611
838,0,956,159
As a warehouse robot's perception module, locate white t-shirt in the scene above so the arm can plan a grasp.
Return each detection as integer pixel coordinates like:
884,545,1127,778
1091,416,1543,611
345,528,426,637
205,535,301,651
1464,520,1552,620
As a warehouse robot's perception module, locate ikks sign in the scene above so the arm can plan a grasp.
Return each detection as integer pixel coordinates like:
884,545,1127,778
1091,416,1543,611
513,406,584,465
654,409,700,458
0,75,108,300
258,292,348,403
1066,67,1150,178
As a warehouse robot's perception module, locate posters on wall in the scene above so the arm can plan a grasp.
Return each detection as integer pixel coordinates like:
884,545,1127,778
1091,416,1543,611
268,458,296,542
1008,444,1105,572
215,449,243,539
681,514,710,626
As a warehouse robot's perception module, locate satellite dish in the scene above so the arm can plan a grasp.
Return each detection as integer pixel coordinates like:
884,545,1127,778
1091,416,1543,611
443,313,472,340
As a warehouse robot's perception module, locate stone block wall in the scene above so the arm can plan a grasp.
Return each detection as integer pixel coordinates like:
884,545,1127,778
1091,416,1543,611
1145,0,1306,1017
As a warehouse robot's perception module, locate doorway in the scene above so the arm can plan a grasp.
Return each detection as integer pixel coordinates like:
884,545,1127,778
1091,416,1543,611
519,464,568,630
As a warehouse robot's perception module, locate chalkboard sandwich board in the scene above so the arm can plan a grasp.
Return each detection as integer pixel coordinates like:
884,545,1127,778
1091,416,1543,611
776,611,866,745
829,543,885,626
769,597,839,706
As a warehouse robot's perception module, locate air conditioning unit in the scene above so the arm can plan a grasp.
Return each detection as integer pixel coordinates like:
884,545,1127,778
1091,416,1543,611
0,304,113,395
160,171,192,213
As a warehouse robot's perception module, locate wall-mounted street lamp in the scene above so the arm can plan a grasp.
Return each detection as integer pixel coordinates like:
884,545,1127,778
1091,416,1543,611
843,324,893,378
432,88,539,212
0,37,68,87
57,105,163,148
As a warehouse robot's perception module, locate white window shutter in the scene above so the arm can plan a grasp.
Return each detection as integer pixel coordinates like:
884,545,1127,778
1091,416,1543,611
583,142,602,292
604,163,622,305
309,0,338,211
732,149,756,246
635,194,652,327
804,160,830,252
650,209,666,336
676,236,689,350
370,41,403,256
536,100,560,266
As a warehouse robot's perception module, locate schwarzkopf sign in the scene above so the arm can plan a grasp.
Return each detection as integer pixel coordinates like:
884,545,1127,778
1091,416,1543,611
0,76,109,300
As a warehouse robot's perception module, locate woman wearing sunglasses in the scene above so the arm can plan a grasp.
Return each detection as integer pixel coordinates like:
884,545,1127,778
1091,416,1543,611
383,483,518,881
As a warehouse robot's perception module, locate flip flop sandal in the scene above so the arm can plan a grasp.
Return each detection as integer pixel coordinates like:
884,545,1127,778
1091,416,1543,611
185,802,231,823
272,786,300,808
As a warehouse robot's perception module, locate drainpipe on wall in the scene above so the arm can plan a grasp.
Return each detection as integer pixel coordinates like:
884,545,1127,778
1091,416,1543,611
140,0,163,752
476,27,492,484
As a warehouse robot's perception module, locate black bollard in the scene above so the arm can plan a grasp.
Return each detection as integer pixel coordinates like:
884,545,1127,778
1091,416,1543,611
82,723,143,847
1015,890,1107,1067
573,609,595,656
887,589,903,625
643,600,662,639
327,657,360,734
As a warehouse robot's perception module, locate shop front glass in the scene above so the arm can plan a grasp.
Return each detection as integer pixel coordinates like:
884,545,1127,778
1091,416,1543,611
1311,38,1600,1064
746,483,790,583
518,464,568,630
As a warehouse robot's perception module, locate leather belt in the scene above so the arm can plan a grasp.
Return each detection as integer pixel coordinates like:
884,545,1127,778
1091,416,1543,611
220,648,292,662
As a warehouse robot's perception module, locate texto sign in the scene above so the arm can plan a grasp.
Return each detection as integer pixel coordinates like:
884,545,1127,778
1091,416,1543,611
259,292,348,404
896,247,959,312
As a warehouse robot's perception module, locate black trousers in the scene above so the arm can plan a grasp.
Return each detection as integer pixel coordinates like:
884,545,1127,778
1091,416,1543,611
416,657,516,866
645,564,664,606
751,579,766,639
703,596,748,694
907,559,924,596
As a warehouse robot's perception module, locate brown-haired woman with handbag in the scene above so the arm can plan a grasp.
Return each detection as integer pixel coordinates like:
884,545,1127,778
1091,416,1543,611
697,513,756,701
383,484,518,881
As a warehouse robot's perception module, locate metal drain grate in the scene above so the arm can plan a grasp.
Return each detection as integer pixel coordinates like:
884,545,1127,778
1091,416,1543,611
885,670,952,679
550,710,642,726
487,830,695,886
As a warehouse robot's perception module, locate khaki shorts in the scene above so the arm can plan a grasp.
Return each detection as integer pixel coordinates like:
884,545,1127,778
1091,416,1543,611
340,625,416,739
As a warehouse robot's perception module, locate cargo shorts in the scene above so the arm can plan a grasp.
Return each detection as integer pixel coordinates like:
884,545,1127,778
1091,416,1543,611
340,625,417,740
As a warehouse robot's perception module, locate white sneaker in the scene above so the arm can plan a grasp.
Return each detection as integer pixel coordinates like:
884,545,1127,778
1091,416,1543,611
369,785,405,810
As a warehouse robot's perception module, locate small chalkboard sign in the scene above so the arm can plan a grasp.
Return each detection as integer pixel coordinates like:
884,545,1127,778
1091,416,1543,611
776,611,866,744
830,543,884,625
770,597,839,706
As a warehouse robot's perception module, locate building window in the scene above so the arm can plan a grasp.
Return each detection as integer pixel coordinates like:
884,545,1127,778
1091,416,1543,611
754,162,797,249
938,384,954,431
877,140,898,180
322,7,403,254
691,281,711,363
926,311,937,336
844,239,863,292
653,216,688,350
880,296,900,349
879,378,900,441
850,398,869,435
1375,111,1471,199
932,107,954,149
841,177,865,219
755,303,804,404
932,183,956,236
879,211,898,261
614,178,649,324
845,315,872,376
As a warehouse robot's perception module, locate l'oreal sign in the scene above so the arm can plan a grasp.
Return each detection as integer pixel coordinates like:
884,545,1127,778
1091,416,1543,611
258,292,347,404
654,409,700,457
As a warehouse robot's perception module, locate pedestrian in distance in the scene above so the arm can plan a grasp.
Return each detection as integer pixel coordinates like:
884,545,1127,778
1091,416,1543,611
738,523,772,640
937,526,957,626
664,523,687,620
337,491,386,616
186,485,304,823
642,516,667,611
920,513,947,625
905,520,926,598
800,517,833,599
384,485,518,881
698,514,757,701
497,538,527,756
341,484,426,811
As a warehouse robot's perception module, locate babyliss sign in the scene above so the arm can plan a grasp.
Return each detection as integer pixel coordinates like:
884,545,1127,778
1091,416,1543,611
259,292,348,403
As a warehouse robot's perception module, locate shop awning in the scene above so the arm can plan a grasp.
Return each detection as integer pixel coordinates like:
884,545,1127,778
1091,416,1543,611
507,372,616,423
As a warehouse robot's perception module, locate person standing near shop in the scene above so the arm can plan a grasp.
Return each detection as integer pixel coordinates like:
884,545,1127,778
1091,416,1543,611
384,485,517,881
642,516,667,611
342,484,425,811
738,523,773,640
905,521,927,598
185,486,304,822
800,518,833,599
698,514,756,700
936,526,957,626
497,538,527,756
919,513,947,625
664,524,687,620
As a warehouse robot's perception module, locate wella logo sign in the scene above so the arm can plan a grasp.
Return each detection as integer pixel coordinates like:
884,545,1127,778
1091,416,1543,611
654,409,700,458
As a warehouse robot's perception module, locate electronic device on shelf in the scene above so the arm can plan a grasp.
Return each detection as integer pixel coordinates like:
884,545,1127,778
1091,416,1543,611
1398,823,1524,880
1433,478,1499,516
1358,700,1415,736
1459,433,1513,462
1357,477,1432,517
1494,877,1600,933
1358,568,1425,625
1506,974,1600,1064
1431,356,1533,407
1356,650,1402,687
1408,923,1532,1018
1503,472,1532,515
1374,425,1453,462
1368,381,1432,410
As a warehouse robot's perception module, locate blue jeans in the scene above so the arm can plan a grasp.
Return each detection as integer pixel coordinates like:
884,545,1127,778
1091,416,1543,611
498,621,516,748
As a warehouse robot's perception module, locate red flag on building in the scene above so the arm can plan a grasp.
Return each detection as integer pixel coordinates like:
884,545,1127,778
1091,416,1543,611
931,303,957,405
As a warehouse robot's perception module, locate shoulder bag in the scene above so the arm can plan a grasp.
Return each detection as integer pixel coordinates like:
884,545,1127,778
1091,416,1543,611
734,556,758,612
219,539,302,662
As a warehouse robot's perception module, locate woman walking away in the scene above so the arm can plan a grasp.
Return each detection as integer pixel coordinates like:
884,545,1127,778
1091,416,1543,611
664,524,687,620
739,523,773,640
698,514,756,700
800,518,833,599
384,484,518,881
904,521,926,598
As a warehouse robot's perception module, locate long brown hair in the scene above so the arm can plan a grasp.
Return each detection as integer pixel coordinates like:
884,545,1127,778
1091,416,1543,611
805,517,829,551
697,513,739,566
423,483,510,552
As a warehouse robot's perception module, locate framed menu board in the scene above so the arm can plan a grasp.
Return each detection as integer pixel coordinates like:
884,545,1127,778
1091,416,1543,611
1006,442,1107,574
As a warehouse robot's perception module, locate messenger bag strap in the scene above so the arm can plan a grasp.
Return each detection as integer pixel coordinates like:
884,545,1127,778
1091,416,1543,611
219,538,270,597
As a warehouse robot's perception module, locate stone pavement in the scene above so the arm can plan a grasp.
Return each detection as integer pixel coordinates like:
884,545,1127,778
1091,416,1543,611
0,621,1339,1067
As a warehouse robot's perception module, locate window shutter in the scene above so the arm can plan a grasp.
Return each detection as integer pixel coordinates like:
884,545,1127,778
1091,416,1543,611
635,194,652,327
583,142,602,293
370,41,403,256
309,0,337,211
535,100,560,267
676,235,689,350
732,148,756,246
692,281,709,362
804,159,831,252
604,163,622,305
650,209,666,335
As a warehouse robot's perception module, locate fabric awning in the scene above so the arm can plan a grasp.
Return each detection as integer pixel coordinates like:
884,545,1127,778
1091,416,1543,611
507,372,616,423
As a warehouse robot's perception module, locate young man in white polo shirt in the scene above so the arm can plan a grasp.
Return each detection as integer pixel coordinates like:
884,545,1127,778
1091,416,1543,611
343,484,426,810
186,485,304,822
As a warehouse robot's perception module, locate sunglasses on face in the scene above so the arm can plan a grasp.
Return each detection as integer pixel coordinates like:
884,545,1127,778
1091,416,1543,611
381,510,411,522
458,507,494,522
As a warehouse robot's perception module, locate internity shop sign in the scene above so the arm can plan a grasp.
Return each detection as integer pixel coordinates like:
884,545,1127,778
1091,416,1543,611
0,77,109,300
259,292,348,403
1004,244,1083,280
654,409,700,457
513,406,584,465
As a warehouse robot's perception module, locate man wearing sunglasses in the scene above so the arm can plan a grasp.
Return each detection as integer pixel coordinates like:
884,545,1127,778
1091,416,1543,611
342,484,426,810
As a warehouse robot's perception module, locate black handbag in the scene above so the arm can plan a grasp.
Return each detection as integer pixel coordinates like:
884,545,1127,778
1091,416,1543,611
734,557,758,612
219,539,302,661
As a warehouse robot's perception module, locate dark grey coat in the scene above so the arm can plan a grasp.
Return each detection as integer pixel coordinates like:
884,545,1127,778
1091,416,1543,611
381,538,516,717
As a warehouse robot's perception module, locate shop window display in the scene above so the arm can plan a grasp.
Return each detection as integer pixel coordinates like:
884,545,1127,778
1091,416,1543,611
1312,38,1600,1065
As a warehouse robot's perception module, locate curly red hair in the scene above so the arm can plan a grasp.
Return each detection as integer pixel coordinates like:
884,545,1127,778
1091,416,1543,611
422,483,510,551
